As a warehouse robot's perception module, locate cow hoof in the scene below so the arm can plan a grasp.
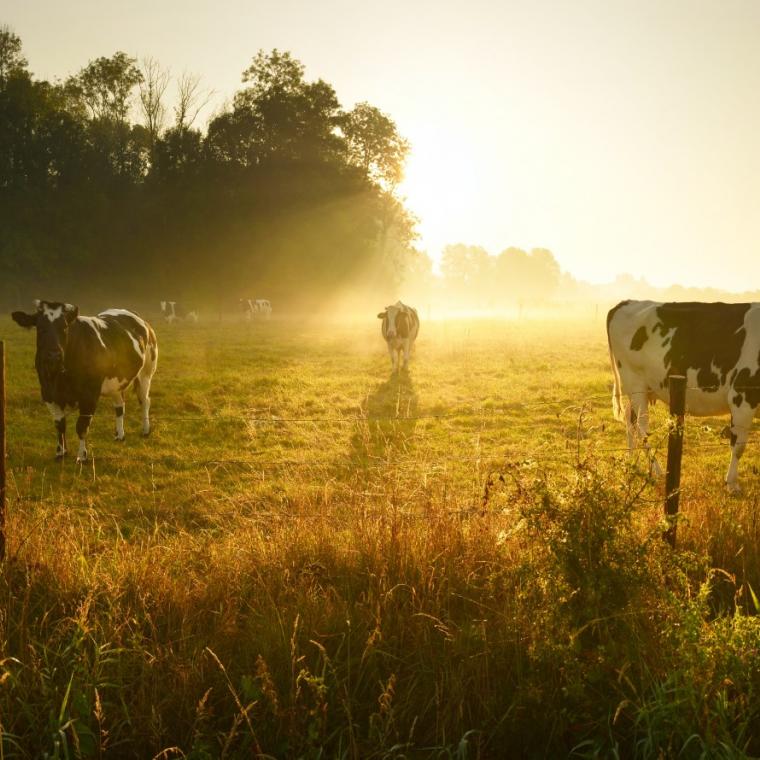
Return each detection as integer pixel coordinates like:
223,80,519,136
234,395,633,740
77,455,88,464
114,433,125,442
727,482,742,496
55,451,66,460
141,430,151,438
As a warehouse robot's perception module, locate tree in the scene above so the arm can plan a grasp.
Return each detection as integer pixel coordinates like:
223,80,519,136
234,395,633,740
239,49,304,101
493,246,560,301
139,57,170,154
231,49,344,163
153,125,204,178
67,52,143,123
441,244,491,287
174,71,213,131
343,102,409,188
0,26,27,85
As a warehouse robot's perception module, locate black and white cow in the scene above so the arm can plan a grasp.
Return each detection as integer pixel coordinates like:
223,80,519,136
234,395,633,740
12,300,158,462
240,298,272,320
608,299,760,492
160,301,199,323
377,301,420,372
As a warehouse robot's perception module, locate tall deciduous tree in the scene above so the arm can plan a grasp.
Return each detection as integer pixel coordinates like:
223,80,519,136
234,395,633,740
343,102,410,188
67,52,143,123
139,57,170,155
174,71,213,131
0,26,27,84
230,49,344,163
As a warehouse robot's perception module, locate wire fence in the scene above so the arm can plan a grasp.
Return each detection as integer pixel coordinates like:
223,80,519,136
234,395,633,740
6,389,752,476
7,377,760,498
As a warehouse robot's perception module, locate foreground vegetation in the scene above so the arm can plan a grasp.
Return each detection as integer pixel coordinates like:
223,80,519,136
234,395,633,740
1,315,760,758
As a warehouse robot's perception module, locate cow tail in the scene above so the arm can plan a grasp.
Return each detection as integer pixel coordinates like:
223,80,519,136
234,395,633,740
607,329,625,423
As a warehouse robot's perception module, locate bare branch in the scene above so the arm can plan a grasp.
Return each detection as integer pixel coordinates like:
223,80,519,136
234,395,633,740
139,56,171,147
175,71,215,131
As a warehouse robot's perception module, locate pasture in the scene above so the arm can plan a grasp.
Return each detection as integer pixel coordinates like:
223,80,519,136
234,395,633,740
1,315,760,758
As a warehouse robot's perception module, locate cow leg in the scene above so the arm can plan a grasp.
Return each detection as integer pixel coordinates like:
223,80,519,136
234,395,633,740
135,378,151,435
726,405,754,494
135,365,156,437
76,399,97,462
624,400,637,451
402,340,411,370
629,392,662,476
46,402,67,458
388,344,397,372
111,392,126,441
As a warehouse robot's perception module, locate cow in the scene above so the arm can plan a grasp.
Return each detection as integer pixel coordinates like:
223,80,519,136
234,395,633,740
160,301,199,323
377,301,420,372
12,300,158,462
240,298,272,320
607,299,760,493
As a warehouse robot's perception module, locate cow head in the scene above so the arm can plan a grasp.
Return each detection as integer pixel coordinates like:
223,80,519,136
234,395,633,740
12,300,79,394
378,301,410,339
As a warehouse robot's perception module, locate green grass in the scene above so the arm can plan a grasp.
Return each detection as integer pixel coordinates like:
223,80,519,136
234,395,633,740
1,316,760,758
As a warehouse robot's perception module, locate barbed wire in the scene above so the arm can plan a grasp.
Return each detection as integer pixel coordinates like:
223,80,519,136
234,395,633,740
16,382,760,424
7,382,760,484
14,426,744,472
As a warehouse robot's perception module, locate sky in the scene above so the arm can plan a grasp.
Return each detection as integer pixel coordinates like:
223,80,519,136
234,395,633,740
5,0,760,291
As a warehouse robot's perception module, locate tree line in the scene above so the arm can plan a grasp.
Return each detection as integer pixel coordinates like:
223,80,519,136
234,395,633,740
402,243,563,310
0,27,415,312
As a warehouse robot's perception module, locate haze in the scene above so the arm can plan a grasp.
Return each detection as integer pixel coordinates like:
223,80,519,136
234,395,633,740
6,0,760,291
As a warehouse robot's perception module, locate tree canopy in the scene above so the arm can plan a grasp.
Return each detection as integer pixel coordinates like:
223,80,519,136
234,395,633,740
0,36,417,312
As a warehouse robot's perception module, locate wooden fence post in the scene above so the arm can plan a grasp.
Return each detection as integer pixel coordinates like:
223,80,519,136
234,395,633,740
664,374,686,547
0,340,5,562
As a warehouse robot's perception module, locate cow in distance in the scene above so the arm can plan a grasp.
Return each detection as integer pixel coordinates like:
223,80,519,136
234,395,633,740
377,301,420,372
160,301,199,323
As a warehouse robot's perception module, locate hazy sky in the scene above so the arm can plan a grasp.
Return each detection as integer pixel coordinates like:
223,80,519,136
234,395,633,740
6,0,760,290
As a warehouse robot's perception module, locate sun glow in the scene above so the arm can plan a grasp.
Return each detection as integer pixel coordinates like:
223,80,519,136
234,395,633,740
398,124,498,268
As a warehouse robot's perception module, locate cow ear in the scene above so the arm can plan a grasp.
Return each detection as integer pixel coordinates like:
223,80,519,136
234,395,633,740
11,311,37,328
377,312,386,319
64,304,79,323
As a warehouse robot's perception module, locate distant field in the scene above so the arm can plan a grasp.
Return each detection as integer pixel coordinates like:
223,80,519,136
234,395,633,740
1,316,759,758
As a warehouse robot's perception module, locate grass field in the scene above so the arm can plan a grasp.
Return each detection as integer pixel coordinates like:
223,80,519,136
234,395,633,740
2,315,760,758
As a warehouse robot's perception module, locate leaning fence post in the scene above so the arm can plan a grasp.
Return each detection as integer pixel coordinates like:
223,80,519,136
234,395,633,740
664,374,686,547
0,340,5,562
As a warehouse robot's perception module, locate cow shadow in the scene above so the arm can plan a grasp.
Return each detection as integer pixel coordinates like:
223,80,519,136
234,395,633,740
348,372,419,469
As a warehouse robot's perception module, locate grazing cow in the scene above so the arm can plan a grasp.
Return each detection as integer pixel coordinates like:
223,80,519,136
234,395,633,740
160,301,199,323
377,301,420,372
607,299,760,492
12,300,158,462
240,298,272,320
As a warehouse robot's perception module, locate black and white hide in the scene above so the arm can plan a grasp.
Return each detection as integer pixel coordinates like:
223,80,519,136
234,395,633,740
608,299,760,493
12,300,158,462
377,301,420,372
